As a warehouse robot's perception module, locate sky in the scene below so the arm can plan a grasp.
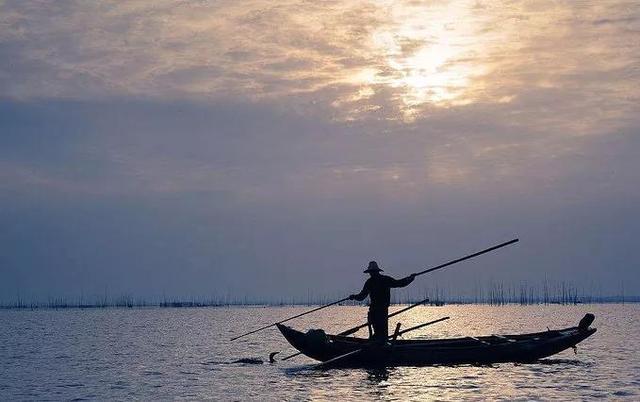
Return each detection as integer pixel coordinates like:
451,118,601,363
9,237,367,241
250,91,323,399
1,0,639,303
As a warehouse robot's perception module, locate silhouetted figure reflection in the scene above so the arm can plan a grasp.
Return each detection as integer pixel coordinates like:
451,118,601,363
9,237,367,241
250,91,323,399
349,261,415,342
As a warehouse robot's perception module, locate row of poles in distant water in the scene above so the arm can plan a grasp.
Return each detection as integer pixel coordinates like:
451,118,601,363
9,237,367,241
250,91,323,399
230,238,519,341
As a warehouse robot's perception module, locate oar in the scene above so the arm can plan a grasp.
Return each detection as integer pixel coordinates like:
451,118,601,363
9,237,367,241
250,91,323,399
340,297,429,336
312,316,450,369
395,316,450,337
279,297,430,361
312,348,365,369
231,238,518,341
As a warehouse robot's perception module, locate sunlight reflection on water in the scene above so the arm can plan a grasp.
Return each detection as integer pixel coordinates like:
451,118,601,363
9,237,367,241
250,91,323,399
0,304,638,400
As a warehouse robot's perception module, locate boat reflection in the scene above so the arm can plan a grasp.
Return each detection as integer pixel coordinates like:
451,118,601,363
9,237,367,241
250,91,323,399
366,367,391,384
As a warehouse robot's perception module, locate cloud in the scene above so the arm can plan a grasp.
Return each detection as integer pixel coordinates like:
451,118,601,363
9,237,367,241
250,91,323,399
0,0,639,300
1,0,636,121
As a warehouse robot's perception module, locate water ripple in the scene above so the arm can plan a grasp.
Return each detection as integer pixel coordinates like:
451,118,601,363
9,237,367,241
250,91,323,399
0,304,637,400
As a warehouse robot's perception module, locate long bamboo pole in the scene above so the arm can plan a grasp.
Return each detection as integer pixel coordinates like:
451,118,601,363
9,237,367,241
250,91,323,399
230,238,518,341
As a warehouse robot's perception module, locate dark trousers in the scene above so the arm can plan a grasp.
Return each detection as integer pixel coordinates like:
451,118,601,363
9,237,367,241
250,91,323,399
368,307,388,341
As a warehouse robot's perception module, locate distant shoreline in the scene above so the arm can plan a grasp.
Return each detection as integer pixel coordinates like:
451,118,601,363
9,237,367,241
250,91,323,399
1,298,638,310
5,279,635,310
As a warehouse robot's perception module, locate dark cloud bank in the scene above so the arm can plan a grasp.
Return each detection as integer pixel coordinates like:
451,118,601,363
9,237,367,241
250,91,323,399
1,98,639,303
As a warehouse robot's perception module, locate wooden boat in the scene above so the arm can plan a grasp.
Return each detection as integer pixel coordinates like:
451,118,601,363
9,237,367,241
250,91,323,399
277,313,597,367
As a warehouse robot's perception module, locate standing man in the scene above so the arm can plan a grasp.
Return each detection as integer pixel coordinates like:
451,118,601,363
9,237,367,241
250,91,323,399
349,261,415,342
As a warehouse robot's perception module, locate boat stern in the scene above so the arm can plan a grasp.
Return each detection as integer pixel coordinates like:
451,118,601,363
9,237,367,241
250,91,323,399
276,323,307,350
576,313,597,342
276,324,332,361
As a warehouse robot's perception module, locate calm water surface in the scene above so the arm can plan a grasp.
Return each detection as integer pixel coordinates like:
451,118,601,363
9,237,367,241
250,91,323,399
1,304,638,400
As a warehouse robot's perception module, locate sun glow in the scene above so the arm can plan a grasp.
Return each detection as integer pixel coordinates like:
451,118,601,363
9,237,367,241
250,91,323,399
349,1,490,119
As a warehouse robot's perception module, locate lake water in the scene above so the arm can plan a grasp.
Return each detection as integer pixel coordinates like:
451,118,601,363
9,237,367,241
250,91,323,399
1,304,638,400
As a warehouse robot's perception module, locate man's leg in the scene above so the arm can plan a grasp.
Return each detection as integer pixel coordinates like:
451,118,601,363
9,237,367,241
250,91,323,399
371,307,389,341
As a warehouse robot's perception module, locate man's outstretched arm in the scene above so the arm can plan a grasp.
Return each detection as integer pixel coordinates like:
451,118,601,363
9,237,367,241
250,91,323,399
349,282,370,301
389,274,416,288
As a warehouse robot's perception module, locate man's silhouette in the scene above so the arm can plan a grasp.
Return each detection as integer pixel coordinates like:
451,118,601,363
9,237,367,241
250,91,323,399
349,261,415,342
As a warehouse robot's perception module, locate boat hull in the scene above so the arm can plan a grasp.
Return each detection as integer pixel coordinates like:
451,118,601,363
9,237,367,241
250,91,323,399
277,315,597,367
